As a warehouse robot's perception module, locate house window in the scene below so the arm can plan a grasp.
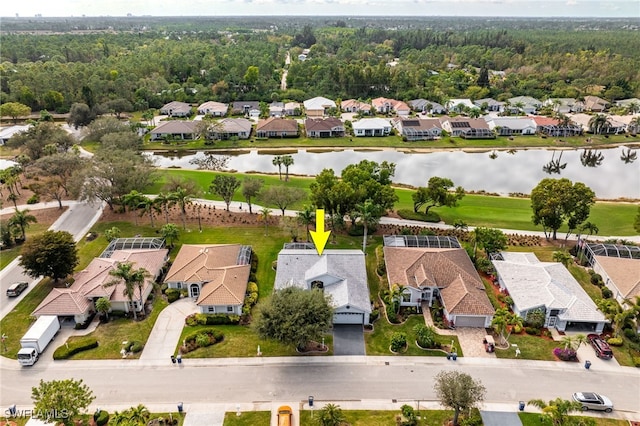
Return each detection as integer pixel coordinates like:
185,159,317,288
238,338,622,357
402,291,411,303
227,306,233,312
208,306,215,313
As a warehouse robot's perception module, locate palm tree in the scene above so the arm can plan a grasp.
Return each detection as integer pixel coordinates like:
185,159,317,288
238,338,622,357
620,148,638,164
138,195,158,228
154,192,176,224
109,411,130,426
281,154,294,181
628,116,640,134
160,223,180,249
122,190,146,226
580,149,604,167
527,398,584,426
8,209,37,241
127,404,150,426
272,155,283,180
296,205,315,242
95,297,111,322
385,283,405,315
105,261,150,321
588,114,611,134
259,207,272,236
171,187,194,229
317,403,346,426
351,199,381,254
626,101,639,115
552,250,572,267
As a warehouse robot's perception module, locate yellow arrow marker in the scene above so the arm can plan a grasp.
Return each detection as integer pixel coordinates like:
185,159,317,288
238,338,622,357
309,209,331,256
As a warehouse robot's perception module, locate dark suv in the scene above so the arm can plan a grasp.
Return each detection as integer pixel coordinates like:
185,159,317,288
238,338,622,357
587,334,613,360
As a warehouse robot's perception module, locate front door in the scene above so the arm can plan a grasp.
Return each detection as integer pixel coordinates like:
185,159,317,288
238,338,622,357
190,283,200,299
548,316,557,327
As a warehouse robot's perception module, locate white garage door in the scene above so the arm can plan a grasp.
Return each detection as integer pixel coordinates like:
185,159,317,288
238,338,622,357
454,315,487,328
333,312,364,324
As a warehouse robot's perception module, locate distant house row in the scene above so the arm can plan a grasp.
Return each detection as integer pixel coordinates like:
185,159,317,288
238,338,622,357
158,95,640,119
149,114,597,142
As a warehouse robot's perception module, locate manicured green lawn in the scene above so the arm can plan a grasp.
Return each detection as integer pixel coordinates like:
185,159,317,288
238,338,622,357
495,333,559,361
223,411,271,425
519,412,628,426
299,409,454,426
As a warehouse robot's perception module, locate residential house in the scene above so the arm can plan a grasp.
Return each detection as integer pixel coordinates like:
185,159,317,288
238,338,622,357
304,96,336,117
391,117,442,140
439,116,493,138
372,97,410,116
197,101,228,117
491,252,607,333
32,248,168,324
410,99,447,115
532,116,582,137
507,96,542,115
0,125,30,145
164,244,252,315
615,98,640,112
208,118,252,140
486,117,537,136
446,98,476,113
341,99,372,114
591,256,640,304
543,98,584,114
159,101,192,117
231,101,261,116
150,120,198,141
305,117,345,138
583,96,609,113
284,101,302,116
474,98,505,113
352,118,392,137
274,244,371,325
383,235,495,328
269,102,285,117
255,117,299,138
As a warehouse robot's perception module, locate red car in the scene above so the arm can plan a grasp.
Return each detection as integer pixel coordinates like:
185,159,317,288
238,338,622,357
587,334,613,360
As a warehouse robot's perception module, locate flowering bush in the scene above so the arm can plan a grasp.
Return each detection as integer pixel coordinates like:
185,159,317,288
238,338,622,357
553,347,577,361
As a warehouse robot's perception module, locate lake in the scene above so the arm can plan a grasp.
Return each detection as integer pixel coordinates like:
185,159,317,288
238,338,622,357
145,146,640,199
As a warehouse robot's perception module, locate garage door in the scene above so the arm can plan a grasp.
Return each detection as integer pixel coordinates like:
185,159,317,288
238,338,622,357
454,315,486,327
333,312,364,324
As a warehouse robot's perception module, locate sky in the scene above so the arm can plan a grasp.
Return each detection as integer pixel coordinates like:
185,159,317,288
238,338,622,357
4,0,640,18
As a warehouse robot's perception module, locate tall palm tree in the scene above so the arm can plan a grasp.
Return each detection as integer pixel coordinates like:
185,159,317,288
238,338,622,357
160,223,180,249
122,190,146,226
105,262,150,321
154,192,176,224
8,209,37,241
138,195,158,228
171,186,194,229
527,398,584,426
352,199,381,254
259,207,272,236
296,205,315,242
588,114,611,135
620,148,638,164
385,283,405,315
272,155,283,180
281,155,294,181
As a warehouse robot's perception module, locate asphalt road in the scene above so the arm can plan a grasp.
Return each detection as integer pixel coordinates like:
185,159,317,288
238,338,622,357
1,357,638,418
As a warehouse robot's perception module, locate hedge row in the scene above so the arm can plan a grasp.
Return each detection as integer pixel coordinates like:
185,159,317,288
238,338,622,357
185,313,241,326
53,337,99,360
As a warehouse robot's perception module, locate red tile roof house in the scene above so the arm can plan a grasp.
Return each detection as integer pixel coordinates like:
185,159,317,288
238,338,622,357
159,101,193,117
197,101,229,117
32,249,169,324
532,116,582,137
164,244,252,315
341,99,372,114
255,117,299,138
383,243,495,328
591,255,640,305
391,117,442,141
372,97,410,116
305,117,345,138
150,120,198,141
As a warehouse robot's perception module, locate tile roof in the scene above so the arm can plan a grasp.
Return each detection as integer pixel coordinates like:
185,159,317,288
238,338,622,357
384,247,493,316
150,120,197,135
197,101,228,114
160,101,192,114
32,288,93,316
341,99,372,111
305,117,344,131
594,256,640,299
256,117,299,132
352,118,392,130
218,118,253,134
304,96,336,110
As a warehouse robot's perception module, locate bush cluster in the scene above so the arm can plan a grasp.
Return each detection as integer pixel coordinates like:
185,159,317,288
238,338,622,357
386,305,398,324
125,341,144,353
553,347,577,361
525,327,542,336
375,245,386,276
606,337,623,346
623,328,639,342
390,332,407,352
243,282,259,315
181,328,224,353
165,288,180,303
94,410,109,426
53,337,99,360
185,313,240,326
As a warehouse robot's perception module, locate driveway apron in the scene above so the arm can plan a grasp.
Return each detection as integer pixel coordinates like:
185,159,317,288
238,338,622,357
332,324,365,356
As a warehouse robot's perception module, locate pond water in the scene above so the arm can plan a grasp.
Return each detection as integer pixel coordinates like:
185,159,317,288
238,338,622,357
145,146,640,199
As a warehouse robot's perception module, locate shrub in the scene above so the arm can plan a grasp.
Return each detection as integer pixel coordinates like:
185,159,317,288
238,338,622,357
129,342,144,353
633,357,640,368
590,273,603,285
247,282,258,294
165,288,180,303
182,328,224,353
399,404,417,426
414,324,437,349
606,337,623,346
53,337,99,360
185,313,199,326
601,287,613,299
623,328,639,342
369,309,380,322
524,308,546,329
26,194,40,204
94,410,109,426
525,327,541,336
512,324,523,334
386,305,398,324
390,332,407,352
553,347,577,361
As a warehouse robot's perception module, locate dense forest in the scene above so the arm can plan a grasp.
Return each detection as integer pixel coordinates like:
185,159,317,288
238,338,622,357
1,16,638,113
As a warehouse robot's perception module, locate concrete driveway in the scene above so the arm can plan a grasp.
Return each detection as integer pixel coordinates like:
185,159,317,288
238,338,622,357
480,411,523,426
332,324,365,356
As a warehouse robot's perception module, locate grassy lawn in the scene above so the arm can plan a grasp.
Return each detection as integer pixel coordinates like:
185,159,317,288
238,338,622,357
61,297,168,360
299,409,454,426
519,412,629,426
223,411,271,425
495,333,559,361
150,169,637,237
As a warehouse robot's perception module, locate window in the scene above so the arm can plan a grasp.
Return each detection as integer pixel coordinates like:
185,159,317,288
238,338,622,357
208,306,215,313
227,306,233,312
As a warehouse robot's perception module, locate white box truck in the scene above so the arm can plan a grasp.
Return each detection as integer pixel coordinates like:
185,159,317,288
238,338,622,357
18,315,60,366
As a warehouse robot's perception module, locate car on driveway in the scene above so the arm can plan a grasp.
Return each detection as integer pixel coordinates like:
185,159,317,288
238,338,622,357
6,281,28,297
587,333,613,359
572,392,613,412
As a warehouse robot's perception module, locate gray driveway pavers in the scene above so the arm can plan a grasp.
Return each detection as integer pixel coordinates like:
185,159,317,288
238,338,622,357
333,324,365,355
